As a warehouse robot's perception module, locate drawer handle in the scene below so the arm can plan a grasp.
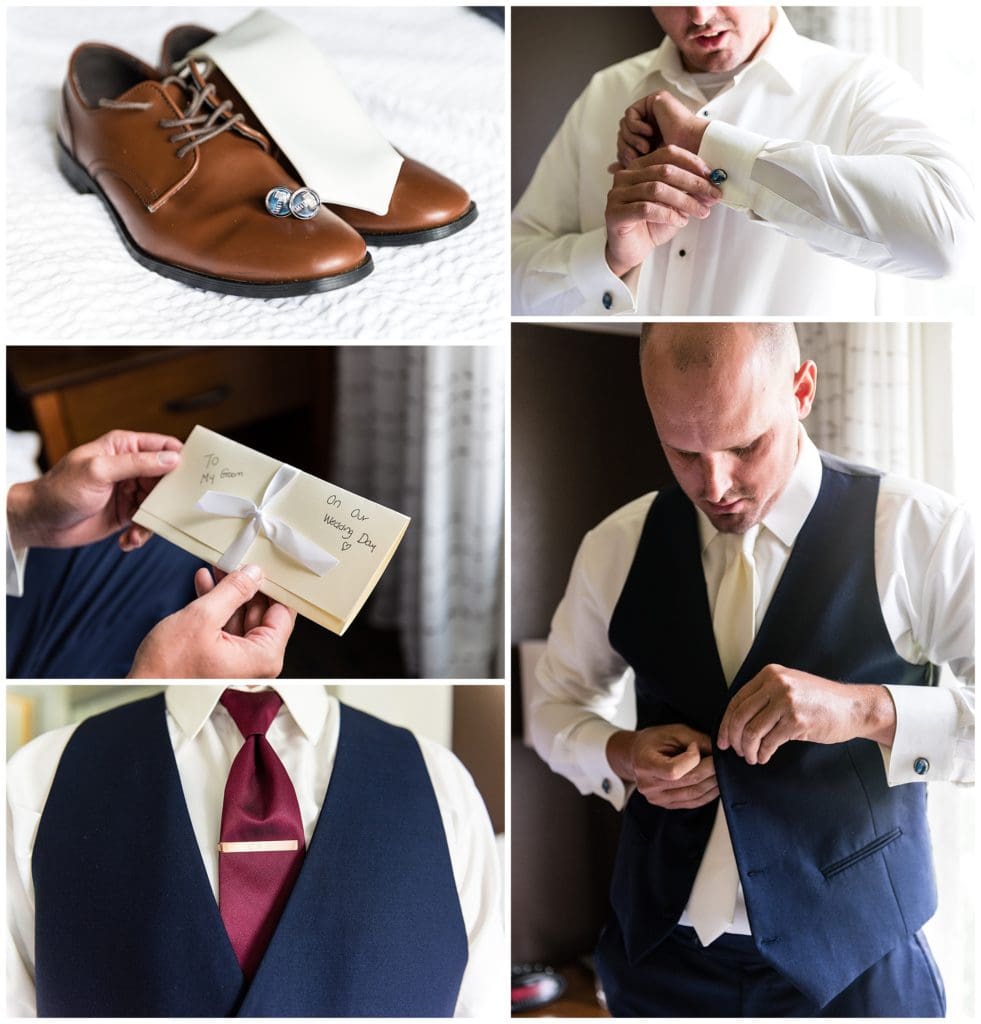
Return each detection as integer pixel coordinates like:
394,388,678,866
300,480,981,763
164,386,231,413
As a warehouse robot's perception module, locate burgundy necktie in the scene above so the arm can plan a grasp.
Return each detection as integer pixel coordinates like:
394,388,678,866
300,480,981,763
218,689,305,980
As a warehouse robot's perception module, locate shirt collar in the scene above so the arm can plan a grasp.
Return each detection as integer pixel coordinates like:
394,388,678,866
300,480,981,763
637,7,802,99
697,426,823,553
166,684,329,743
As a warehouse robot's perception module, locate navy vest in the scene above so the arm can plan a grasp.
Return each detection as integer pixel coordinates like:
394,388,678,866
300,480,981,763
33,695,468,1017
607,454,936,1007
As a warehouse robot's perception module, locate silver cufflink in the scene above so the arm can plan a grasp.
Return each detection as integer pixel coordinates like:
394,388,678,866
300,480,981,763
265,186,293,217
289,188,321,220
265,186,321,220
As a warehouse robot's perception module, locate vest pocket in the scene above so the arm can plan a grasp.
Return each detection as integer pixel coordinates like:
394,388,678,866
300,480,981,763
821,826,903,879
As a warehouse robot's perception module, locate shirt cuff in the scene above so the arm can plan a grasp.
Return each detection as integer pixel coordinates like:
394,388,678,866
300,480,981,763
569,227,638,315
697,120,770,213
5,500,29,597
878,684,961,785
571,717,630,809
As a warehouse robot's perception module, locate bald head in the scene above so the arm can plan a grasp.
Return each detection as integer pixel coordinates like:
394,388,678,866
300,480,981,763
638,322,815,533
639,322,800,376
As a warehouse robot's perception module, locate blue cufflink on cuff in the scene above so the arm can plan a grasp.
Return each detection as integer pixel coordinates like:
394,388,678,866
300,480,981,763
913,757,930,776
709,169,728,186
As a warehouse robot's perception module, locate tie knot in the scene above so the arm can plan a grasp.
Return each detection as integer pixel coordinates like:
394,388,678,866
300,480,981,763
220,689,283,738
719,525,759,562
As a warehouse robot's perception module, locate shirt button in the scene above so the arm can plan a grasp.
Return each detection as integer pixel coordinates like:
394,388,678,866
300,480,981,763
601,777,612,794
678,249,687,257
913,757,930,776
602,291,613,310
709,168,728,185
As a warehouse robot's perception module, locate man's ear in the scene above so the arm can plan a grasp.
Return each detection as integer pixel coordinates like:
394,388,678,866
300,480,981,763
794,360,817,420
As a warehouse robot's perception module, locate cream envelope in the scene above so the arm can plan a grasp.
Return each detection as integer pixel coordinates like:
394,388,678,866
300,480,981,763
133,425,410,635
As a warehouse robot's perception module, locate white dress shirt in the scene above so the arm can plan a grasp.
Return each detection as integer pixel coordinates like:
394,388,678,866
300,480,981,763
531,431,974,930
6,685,506,1018
511,8,975,316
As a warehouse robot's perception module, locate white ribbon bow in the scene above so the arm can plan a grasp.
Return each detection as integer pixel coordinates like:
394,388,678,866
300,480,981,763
196,464,338,576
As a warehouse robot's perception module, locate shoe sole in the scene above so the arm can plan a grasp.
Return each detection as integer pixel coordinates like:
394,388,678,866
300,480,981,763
56,139,373,298
357,202,479,246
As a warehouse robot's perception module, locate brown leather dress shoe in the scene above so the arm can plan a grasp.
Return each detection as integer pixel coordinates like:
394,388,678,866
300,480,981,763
161,25,478,245
58,44,372,296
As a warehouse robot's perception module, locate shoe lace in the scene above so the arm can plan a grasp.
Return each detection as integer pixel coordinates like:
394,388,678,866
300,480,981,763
99,69,245,159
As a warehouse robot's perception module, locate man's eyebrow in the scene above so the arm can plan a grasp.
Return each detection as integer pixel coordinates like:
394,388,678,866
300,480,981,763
668,431,767,456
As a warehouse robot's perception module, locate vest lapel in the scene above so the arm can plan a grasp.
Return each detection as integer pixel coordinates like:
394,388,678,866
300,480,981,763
150,693,246,985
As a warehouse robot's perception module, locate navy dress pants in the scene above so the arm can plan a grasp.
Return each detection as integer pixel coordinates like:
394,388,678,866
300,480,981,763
7,536,205,678
596,922,946,1018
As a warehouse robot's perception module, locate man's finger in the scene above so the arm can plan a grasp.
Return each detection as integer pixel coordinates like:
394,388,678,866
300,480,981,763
118,524,153,551
624,109,655,137
628,145,717,183
757,719,797,764
618,162,723,204
261,600,298,634
649,740,703,781
718,676,767,749
194,567,216,599
737,704,784,764
616,181,713,219
244,593,270,635
655,758,715,792
191,565,263,626
92,449,181,485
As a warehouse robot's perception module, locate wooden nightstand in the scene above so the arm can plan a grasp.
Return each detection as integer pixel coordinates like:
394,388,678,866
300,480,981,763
7,346,326,465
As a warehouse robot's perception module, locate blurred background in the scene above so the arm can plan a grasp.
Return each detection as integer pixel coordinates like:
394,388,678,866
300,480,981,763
6,683,504,839
511,321,975,1016
6,344,504,679
511,5,975,317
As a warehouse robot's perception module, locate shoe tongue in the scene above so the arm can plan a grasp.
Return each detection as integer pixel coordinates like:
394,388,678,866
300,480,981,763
111,77,187,111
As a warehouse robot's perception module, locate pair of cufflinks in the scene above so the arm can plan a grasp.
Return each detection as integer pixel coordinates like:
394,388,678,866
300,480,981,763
265,186,321,220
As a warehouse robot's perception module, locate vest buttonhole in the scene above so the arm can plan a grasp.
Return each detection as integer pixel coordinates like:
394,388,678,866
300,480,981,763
760,936,781,944
730,800,748,809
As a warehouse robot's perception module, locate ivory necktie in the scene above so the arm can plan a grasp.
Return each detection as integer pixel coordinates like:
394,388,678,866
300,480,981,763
218,689,305,979
687,526,760,946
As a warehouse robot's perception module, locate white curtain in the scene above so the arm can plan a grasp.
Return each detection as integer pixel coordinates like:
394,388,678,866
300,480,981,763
798,322,974,1016
332,346,504,679
785,7,924,80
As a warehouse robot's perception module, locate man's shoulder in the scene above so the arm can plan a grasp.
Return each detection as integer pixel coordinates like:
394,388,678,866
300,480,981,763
583,492,659,550
579,46,666,100
793,29,911,87
877,471,968,525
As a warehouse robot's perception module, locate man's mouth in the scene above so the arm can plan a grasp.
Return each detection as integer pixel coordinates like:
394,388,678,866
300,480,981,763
706,497,746,514
690,29,730,50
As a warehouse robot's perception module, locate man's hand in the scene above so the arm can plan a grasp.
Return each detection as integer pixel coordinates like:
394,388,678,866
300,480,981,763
6,430,182,553
718,665,898,765
607,724,719,810
616,90,711,167
605,146,723,277
129,565,297,678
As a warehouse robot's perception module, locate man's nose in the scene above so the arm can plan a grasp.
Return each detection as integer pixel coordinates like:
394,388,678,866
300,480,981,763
687,7,720,28
701,455,733,503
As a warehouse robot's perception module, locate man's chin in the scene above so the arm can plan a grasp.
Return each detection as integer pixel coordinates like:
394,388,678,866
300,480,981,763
706,509,759,534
